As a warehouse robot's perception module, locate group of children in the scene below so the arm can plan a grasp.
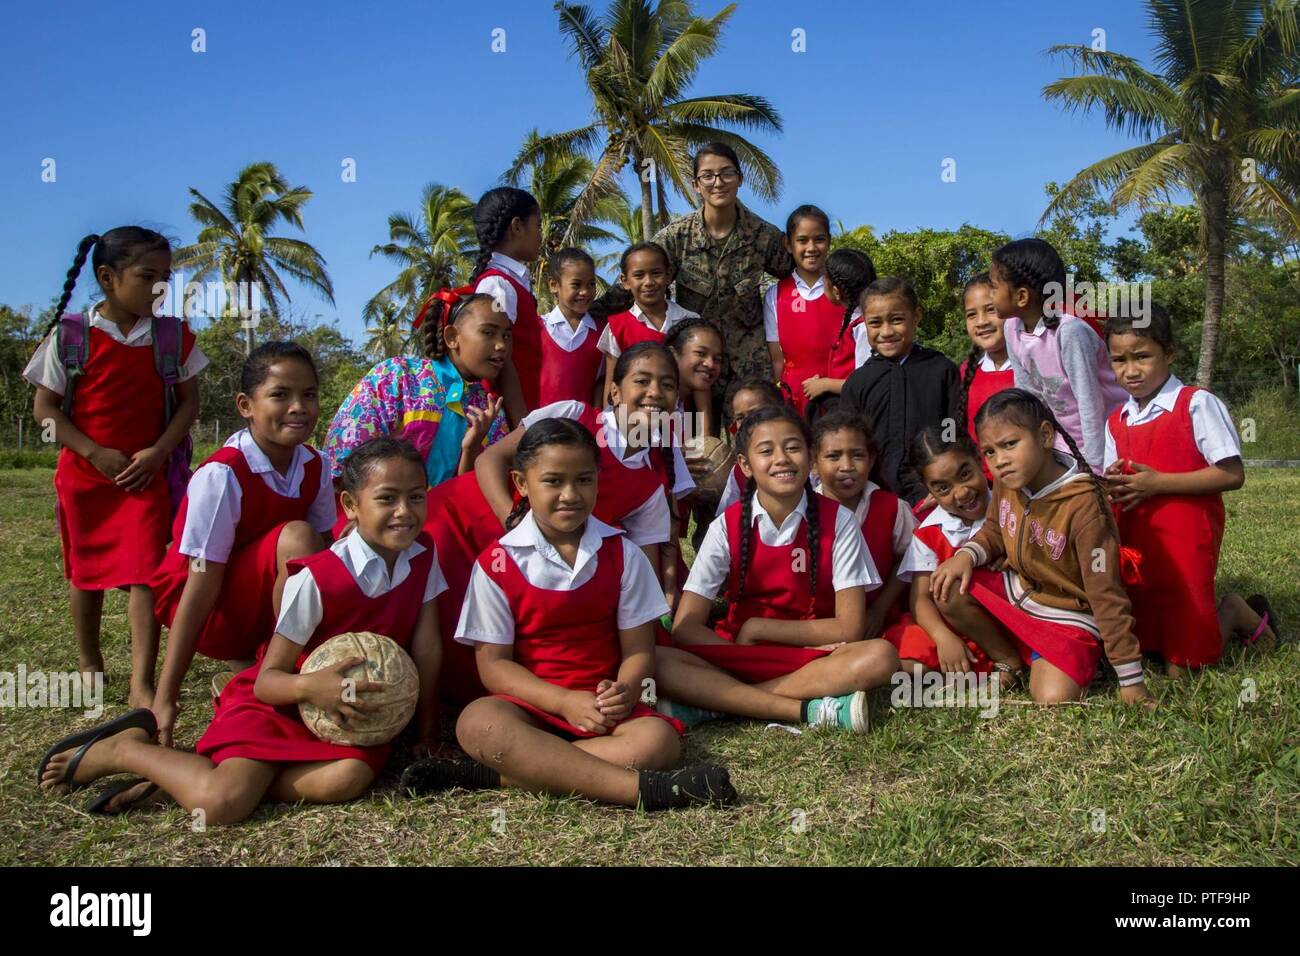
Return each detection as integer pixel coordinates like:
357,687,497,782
30,187,1280,822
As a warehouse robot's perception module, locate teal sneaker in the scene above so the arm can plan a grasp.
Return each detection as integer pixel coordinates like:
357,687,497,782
655,697,723,728
803,688,889,733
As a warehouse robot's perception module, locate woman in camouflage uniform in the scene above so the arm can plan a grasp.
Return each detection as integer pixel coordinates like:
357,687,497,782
652,143,793,413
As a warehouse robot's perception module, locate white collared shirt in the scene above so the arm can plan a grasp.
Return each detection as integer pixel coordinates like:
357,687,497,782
847,481,918,559
473,252,532,324
686,490,880,600
596,299,698,358
540,306,598,351
848,308,873,368
763,272,828,342
23,302,209,394
897,504,987,581
1029,453,1088,499
275,530,447,645
518,401,695,546
178,429,336,563
978,352,1012,373
1103,375,1241,468
454,512,668,645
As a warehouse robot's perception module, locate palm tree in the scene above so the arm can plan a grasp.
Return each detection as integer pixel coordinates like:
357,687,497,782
175,162,334,355
505,130,625,293
366,182,475,330
1041,0,1300,387
362,299,409,360
510,0,783,245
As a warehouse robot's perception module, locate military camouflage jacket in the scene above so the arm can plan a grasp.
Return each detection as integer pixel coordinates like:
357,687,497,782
652,202,793,385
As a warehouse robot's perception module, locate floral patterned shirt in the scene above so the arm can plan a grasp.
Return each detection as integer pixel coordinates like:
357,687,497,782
323,354,509,486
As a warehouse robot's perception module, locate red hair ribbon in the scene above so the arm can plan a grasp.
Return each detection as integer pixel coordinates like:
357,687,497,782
412,284,477,330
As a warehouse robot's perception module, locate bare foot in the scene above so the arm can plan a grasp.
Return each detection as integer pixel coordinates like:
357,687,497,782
39,726,150,795
128,683,156,711
101,780,168,814
1165,662,1193,679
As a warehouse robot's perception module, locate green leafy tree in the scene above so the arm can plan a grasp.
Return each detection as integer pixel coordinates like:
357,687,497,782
175,162,335,356
515,0,783,244
1041,0,1300,387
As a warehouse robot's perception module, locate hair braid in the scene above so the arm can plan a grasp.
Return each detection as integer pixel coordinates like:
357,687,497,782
504,496,532,531
422,300,451,360
1046,407,1117,538
803,477,821,617
47,234,100,334
991,238,1066,330
737,475,756,598
956,342,982,430
470,187,539,282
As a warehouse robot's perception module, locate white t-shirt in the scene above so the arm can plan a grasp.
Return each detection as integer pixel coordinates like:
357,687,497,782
519,401,694,545
540,306,597,351
596,300,699,358
276,530,447,644
763,272,828,343
897,505,987,582
473,252,532,324
1103,376,1242,468
455,512,668,645
685,490,881,600
23,304,209,394
178,429,336,563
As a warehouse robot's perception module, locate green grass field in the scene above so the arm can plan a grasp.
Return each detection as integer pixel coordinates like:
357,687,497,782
1,465,1297,866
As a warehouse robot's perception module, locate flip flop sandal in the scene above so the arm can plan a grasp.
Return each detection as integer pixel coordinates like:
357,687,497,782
87,778,159,816
36,707,158,793
1244,594,1281,646
993,661,1027,692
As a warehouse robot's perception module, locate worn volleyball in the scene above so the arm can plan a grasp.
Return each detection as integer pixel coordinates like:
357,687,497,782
683,434,733,489
298,632,419,746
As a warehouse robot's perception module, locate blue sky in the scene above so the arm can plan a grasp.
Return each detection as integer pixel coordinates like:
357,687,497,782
1,0,1159,340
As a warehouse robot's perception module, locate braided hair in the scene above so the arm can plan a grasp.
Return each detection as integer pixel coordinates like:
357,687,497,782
470,187,539,282
973,388,1115,535
340,436,425,496
503,417,600,530
824,248,877,343
421,291,497,361
609,340,679,495
664,315,724,355
990,238,1067,330
546,247,595,282
47,227,172,333
785,204,831,237
957,272,997,427
906,422,983,492
733,404,820,615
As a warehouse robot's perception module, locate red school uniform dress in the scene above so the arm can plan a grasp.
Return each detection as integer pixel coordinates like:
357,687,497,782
960,352,1015,475
1107,379,1238,667
150,430,334,661
850,483,916,619
196,531,440,774
538,307,605,406
597,300,698,358
454,513,683,738
765,274,843,416
22,311,204,590
887,504,995,673
424,400,689,704
826,308,867,381
682,492,879,682
474,254,543,410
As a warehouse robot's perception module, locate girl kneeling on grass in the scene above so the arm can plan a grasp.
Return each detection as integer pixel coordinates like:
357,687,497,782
403,418,736,810
656,405,899,733
37,437,445,821
929,388,1155,707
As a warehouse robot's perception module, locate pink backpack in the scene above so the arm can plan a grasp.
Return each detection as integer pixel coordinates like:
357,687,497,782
56,313,194,515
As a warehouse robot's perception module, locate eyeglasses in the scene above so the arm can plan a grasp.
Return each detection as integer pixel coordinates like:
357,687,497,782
695,168,740,186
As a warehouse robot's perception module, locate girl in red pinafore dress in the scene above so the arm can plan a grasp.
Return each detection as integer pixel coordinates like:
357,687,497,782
1103,307,1278,673
889,425,995,675
799,245,878,422
37,438,443,821
539,248,606,407
25,228,204,709
656,405,899,733
957,273,1014,478
598,242,712,431
812,410,917,642
401,419,736,811
469,187,543,423
423,342,693,705
764,206,841,416
149,343,335,747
